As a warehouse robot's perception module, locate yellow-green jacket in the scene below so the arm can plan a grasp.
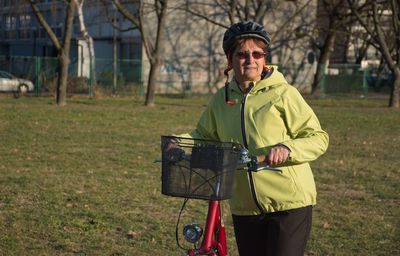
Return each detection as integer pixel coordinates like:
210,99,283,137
189,67,329,215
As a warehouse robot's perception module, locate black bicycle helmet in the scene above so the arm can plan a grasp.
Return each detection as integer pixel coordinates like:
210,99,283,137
223,21,271,55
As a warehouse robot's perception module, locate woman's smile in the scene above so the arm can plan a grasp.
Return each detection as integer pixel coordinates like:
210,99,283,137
231,39,266,90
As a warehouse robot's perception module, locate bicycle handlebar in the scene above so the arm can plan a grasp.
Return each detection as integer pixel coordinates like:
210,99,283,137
238,148,281,172
162,147,281,172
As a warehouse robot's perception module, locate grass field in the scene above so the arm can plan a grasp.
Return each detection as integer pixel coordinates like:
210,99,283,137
0,95,399,255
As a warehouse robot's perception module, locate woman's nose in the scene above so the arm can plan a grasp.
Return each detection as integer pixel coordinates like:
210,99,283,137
245,54,254,63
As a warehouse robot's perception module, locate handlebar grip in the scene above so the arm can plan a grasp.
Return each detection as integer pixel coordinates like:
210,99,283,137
253,155,281,172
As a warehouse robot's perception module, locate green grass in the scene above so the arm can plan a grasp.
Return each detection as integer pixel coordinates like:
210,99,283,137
0,95,399,255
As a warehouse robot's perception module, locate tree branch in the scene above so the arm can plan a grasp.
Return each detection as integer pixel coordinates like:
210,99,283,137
28,0,62,50
177,2,229,28
111,0,154,62
62,0,75,51
273,0,313,40
372,1,396,71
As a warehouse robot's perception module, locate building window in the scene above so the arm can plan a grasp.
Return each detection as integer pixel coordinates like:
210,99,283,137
5,30,16,39
18,14,31,39
18,29,29,39
5,15,16,30
19,14,31,28
4,15,16,39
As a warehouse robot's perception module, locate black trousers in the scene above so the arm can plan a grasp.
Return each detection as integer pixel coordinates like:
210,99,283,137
232,206,313,256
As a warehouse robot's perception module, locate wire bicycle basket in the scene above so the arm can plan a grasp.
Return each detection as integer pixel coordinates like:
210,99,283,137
161,136,242,201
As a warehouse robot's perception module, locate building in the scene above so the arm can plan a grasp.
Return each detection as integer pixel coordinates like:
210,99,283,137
0,0,142,57
0,0,143,93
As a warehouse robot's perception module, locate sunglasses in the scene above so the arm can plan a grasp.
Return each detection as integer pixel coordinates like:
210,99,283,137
236,51,266,60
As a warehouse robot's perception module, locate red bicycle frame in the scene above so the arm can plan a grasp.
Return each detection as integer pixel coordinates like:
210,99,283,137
160,136,278,255
186,200,227,256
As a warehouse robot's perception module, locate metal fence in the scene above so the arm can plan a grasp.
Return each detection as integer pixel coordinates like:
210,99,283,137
0,55,393,98
318,63,393,97
319,64,368,97
94,58,143,96
0,55,144,96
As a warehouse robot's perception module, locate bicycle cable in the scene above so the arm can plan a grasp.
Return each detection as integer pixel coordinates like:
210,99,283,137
175,197,190,250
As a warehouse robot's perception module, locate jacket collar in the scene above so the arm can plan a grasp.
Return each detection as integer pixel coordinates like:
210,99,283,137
229,65,282,95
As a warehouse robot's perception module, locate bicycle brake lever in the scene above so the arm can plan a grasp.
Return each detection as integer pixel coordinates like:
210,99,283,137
239,148,282,172
255,165,282,172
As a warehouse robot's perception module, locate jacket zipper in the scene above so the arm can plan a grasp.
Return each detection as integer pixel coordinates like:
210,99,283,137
240,85,264,214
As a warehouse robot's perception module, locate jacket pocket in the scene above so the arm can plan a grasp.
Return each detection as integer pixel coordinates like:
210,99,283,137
252,167,305,208
286,164,317,203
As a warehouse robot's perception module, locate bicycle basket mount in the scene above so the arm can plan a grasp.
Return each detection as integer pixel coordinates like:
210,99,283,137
161,136,242,200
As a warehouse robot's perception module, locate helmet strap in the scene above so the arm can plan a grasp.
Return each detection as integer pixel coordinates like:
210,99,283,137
225,82,236,105
224,65,235,105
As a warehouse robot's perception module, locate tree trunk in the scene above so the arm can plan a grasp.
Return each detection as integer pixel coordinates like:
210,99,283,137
389,67,400,108
144,0,169,106
145,59,161,107
311,28,337,95
56,51,70,106
56,1,75,106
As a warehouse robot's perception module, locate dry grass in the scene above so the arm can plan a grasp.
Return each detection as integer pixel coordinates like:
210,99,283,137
0,96,398,255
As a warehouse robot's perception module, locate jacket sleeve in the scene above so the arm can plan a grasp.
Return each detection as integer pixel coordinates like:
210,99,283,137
279,87,329,164
189,96,220,140
174,93,220,140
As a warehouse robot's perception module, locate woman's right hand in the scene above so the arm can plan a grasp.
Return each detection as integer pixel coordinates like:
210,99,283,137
265,145,291,165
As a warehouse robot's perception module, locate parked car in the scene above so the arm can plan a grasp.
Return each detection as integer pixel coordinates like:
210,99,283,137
0,70,34,98
366,68,394,92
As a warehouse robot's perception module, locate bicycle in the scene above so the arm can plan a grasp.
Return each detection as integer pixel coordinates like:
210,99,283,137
160,136,280,256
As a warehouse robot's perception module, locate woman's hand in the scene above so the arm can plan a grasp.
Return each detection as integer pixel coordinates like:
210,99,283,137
163,138,185,162
266,145,291,165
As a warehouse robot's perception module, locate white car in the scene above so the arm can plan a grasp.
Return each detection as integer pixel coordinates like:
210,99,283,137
0,70,34,97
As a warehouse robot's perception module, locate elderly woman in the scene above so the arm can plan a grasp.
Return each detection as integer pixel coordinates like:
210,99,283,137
186,21,329,256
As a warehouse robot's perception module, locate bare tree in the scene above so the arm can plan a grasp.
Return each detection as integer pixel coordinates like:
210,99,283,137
310,0,351,95
111,0,169,106
347,0,399,108
180,1,273,30
28,0,75,106
74,0,96,89
176,0,318,91
352,35,373,64
180,0,316,50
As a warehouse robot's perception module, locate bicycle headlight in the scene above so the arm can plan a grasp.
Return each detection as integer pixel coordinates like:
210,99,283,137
183,223,203,243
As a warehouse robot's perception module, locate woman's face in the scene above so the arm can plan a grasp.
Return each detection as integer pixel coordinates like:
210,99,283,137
230,39,266,85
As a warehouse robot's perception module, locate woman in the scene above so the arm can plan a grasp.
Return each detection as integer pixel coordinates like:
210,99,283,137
185,21,329,256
